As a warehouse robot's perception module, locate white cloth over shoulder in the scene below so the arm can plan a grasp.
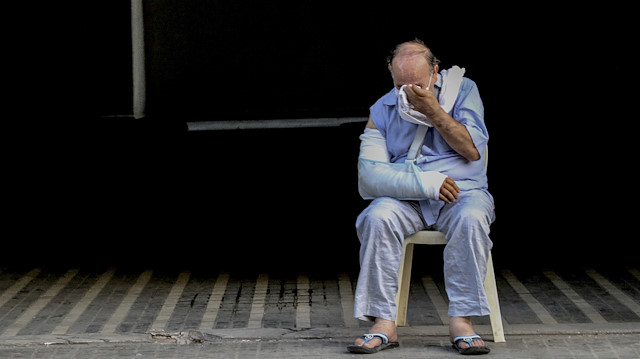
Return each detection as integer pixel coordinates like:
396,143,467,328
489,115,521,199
439,66,465,114
396,66,465,126
358,128,446,200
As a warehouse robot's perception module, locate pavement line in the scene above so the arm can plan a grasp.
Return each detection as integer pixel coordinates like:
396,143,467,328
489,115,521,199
627,267,640,281
338,273,359,328
501,269,557,324
101,270,153,334
421,275,450,325
199,272,230,330
2,269,79,336
51,267,117,335
543,270,607,323
150,271,191,332
585,269,640,318
247,273,269,328
296,273,311,329
0,268,41,309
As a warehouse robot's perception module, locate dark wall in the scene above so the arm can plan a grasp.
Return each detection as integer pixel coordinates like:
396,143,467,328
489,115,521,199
5,2,637,270
143,1,395,120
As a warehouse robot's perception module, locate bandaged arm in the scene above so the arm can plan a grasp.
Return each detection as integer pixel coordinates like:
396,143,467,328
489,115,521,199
357,128,447,200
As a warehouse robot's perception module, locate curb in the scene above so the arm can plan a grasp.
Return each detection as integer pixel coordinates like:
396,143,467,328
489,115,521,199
198,323,640,342
1,323,639,347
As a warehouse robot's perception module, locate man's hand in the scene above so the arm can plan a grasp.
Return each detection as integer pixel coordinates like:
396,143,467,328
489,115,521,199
404,84,443,121
405,84,480,162
439,177,460,204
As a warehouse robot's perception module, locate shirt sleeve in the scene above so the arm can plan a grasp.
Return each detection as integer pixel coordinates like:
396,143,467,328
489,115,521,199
368,107,387,138
452,79,489,149
368,90,398,139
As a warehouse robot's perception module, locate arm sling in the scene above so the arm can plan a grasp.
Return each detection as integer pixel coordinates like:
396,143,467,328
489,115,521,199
357,124,446,200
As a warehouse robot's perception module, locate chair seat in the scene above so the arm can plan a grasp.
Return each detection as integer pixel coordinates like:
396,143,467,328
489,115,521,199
404,230,446,245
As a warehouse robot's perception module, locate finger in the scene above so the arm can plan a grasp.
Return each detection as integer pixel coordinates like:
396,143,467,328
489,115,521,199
443,184,459,200
406,84,428,98
439,187,456,203
444,177,460,194
441,179,456,194
439,191,455,203
403,85,417,102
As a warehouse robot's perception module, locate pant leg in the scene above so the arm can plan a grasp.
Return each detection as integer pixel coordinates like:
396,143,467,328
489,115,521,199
433,189,495,317
353,197,426,322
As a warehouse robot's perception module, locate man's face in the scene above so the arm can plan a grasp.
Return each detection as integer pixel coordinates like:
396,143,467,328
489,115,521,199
392,54,434,90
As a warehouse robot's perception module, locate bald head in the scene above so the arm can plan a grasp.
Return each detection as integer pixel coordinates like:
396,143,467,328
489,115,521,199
388,40,439,90
388,40,439,77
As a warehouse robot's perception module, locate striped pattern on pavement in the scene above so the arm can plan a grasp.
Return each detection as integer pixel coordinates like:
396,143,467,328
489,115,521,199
0,267,638,337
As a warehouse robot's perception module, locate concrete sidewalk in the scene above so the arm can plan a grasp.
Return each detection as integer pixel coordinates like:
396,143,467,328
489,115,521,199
1,266,639,357
1,325,639,358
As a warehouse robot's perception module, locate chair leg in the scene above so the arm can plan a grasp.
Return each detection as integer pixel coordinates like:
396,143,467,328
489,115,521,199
484,251,505,342
395,242,414,326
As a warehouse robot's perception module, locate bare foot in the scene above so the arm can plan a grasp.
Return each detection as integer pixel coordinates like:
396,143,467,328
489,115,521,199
449,316,485,349
353,318,398,349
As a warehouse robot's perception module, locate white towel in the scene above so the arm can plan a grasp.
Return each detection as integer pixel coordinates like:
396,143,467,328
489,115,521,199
439,65,465,114
397,66,466,126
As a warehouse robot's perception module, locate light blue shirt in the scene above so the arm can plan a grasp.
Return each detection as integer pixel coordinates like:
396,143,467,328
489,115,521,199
368,71,490,225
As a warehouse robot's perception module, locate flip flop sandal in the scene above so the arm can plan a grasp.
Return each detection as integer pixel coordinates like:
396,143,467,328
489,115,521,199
452,334,491,355
347,332,400,354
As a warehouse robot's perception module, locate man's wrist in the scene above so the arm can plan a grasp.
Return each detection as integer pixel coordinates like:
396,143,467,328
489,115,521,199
427,107,449,126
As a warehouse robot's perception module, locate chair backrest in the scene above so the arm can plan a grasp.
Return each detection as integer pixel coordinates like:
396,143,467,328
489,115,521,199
483,145,489,172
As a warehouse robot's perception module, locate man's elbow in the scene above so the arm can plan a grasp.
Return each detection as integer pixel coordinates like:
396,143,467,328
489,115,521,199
465,148,481,162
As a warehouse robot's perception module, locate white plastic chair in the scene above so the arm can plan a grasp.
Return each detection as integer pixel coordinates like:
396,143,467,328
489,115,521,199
394,146,506,343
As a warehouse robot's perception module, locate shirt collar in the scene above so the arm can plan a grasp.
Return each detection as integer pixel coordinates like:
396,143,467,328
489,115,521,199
382,88,397,106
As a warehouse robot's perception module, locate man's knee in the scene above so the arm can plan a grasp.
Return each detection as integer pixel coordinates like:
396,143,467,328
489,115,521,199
457,207,492,227
356,198,411,244
357,198,400,226
445,192,493,231
440,200,493,247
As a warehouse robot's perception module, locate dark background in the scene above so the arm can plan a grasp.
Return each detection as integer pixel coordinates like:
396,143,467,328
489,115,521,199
5,2,636,272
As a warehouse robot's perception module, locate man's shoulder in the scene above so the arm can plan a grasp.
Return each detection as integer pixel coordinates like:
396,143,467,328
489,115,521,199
460,77,483,96
461,77,478,89
373,88,397,107
369,88,398,134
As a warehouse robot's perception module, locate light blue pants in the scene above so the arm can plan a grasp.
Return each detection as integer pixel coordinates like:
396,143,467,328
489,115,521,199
354,190,495,322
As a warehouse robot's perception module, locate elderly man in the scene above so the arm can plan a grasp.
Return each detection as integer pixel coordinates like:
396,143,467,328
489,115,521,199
348,39,494,355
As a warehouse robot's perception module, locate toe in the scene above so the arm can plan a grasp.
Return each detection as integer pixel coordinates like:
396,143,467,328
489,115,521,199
454,337,486,350
353,336,382,349
363,337,382,349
